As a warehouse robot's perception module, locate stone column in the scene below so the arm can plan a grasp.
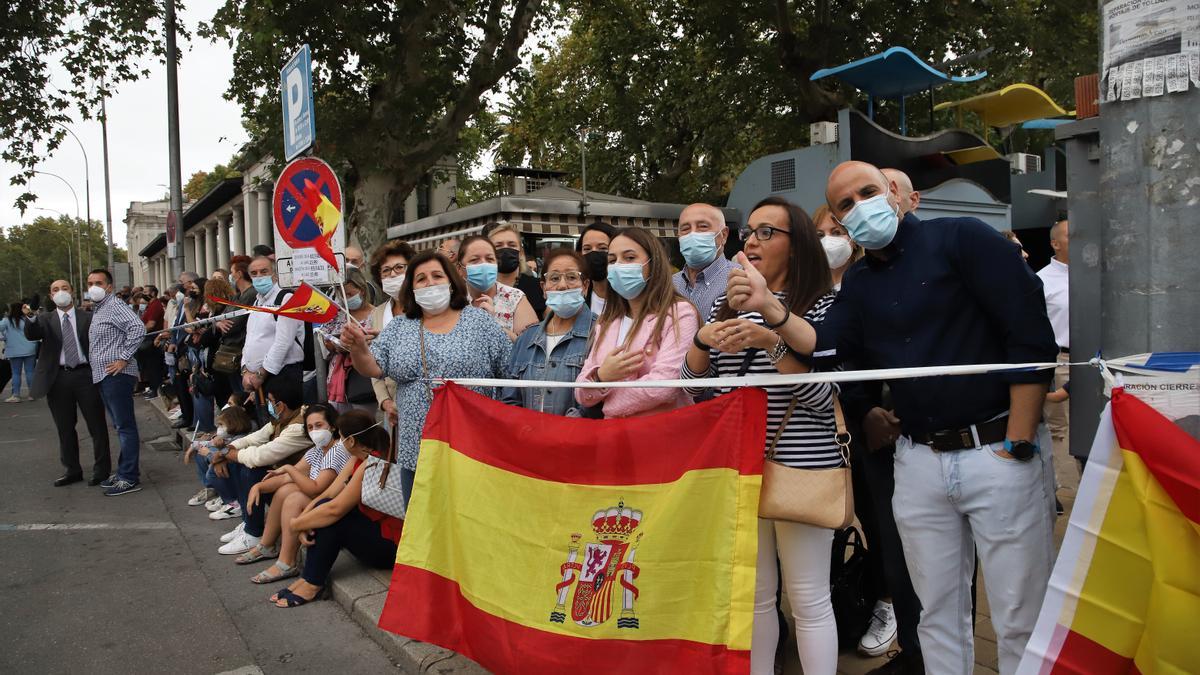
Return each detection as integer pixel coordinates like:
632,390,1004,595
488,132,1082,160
189,232,202,274
257,187,273,252
204,222,218,276
242,189,257,250
231,206,246,256
216,213,231,270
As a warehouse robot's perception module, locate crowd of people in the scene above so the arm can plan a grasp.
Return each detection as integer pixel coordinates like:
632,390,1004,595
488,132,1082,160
7,159,1073,675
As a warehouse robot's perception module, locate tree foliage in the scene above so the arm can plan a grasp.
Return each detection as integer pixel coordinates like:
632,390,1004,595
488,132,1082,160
204,0,557,251
0,216,126,307
0,0,175,213
497,0,1099,204
184,163,242,202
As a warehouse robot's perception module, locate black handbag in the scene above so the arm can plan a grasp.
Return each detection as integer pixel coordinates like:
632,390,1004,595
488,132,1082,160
345,369,377,404
829,526,879,650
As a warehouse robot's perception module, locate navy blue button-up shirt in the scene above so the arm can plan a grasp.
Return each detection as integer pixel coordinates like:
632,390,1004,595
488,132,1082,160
815,213,1057,436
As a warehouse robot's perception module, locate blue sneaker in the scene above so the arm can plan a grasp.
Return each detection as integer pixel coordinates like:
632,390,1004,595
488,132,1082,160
99,474,119,489
104,479,142,497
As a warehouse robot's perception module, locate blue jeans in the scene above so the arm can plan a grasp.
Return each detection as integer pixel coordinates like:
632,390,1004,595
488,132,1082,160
8,355,34,396
192,391,215,433
99,373,140,482
205,457,241,506
400,467,416,509
227,462,269,537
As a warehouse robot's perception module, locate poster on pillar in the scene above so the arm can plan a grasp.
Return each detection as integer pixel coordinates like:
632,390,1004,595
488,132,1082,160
272,156,346,288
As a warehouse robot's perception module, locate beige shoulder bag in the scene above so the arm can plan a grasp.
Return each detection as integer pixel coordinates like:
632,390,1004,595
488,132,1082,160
758,392,854,529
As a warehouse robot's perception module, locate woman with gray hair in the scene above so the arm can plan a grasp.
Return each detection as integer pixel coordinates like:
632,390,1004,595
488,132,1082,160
322,266,378,414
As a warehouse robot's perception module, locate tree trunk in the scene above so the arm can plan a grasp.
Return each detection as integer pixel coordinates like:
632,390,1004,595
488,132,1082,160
349,170,409,254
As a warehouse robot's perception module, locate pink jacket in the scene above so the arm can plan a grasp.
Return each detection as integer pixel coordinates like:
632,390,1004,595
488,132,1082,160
575,300,700,418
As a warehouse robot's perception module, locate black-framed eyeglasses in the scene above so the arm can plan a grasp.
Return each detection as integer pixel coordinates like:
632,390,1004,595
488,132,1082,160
739,225,790,241
380,263,408,277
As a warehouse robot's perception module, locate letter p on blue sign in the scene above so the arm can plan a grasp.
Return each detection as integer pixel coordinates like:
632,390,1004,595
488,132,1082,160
280,44,315,162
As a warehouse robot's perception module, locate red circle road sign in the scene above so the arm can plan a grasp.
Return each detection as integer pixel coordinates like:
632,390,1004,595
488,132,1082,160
272,156,343,251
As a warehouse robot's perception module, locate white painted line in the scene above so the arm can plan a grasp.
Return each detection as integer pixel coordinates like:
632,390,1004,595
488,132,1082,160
215,667,265,675
0,522,177,531
0,438,36,445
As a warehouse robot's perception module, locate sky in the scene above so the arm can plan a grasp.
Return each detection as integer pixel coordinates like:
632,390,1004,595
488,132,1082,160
0,4,248,250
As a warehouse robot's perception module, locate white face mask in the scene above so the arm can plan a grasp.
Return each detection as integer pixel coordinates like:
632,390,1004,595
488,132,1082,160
309,428,333,448
381,275,406,298
215,426,228,438
414,283,452,315
86,285,107,303
821,235,854,269
52,290,73,308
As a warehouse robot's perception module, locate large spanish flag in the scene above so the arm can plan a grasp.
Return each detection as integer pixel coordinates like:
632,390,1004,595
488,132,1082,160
1019,388,1200,673
379,383,766,675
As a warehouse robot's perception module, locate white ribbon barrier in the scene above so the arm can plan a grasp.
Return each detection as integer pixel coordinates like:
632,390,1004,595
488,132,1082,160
437,360,1077,390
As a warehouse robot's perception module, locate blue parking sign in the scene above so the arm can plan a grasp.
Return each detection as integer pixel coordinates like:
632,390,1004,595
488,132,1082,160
280,44,315,161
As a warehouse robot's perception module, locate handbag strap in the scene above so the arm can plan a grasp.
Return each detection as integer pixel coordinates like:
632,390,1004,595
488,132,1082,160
766,391,853,466
418,320,433,396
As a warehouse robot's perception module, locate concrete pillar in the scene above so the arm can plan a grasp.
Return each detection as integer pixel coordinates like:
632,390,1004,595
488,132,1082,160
216,213,231,270
184,232,197,273
242,189,257,250
204,222,218,276
257,187,273,252
231,206,246,256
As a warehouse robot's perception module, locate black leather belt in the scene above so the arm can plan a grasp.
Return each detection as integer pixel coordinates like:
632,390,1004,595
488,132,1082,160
59,364,88,371
1059,347,1070,355
910,416,1008,453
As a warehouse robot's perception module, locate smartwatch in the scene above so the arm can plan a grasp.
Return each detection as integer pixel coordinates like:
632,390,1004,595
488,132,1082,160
1003,439,1039,461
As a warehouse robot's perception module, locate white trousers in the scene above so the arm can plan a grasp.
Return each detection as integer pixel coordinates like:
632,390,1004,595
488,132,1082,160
892,427,1056,675
751,518,838,675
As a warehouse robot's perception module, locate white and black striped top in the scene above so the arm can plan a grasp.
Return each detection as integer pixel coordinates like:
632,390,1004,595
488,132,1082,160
681,291,843,469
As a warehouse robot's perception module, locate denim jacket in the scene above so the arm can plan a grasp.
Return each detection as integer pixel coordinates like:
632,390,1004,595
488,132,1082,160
502,309,596,416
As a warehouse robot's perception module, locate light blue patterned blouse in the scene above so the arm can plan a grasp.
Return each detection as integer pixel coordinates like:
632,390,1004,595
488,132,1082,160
369,306,512,470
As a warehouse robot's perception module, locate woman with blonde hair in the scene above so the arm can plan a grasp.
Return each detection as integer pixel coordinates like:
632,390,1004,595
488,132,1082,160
574,227,699,418
811,204,863,291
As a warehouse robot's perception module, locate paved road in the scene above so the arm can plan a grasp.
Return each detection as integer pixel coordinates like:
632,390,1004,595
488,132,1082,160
0,384,399,674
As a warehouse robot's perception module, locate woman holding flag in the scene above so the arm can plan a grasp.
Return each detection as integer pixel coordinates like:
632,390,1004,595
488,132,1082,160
341,250,511,508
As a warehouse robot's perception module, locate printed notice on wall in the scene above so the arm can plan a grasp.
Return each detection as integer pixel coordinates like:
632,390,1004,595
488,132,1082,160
1102,0,1200,100
1121,370,1200,438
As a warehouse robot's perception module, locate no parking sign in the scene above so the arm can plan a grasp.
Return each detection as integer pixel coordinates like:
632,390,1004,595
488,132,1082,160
272,156,346,288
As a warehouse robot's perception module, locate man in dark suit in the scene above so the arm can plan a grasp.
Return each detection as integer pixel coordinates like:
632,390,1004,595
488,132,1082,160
25,278,112,486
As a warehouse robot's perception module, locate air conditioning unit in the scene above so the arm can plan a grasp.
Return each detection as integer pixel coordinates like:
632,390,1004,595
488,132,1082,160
1007,152,1042,174
810,122,839,146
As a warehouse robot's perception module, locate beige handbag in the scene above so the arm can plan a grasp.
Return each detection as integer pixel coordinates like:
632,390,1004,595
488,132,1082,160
758,392,854,529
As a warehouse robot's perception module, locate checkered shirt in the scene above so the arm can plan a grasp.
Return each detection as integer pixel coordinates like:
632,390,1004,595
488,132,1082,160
89,293,145,383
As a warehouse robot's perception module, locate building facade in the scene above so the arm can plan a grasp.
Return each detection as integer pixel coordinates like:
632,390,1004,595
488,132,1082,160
125,200,171,287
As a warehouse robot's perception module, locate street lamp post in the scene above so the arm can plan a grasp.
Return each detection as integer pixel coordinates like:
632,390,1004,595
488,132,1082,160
55,123,92,272
31,170,83,291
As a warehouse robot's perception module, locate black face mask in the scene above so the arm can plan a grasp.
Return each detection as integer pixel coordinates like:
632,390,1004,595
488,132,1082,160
497,247,521,274
187,289,201,299
584,250,609,282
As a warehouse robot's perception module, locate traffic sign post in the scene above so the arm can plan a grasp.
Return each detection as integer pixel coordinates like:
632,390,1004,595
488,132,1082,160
166,210,178,259
280,44,315,162
273,156,345,288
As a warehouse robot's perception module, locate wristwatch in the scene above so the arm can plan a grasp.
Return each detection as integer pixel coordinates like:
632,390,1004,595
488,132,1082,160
1003,439,1039,461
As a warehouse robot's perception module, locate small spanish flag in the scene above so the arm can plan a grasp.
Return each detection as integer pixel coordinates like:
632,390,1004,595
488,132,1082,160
302,178,341,272
1020,388,1200,672
378,383,766,675
208,282,339,324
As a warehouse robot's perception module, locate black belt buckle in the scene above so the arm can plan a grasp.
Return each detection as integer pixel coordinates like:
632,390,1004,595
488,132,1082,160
927,428,973,453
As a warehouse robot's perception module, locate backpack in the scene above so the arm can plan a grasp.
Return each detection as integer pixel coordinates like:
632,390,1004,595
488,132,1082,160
272,289,316,371
829,526,879,650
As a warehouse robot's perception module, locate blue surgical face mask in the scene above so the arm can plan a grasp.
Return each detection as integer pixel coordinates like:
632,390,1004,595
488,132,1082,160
607,261,649,300
267,400,277,419
678,231,720,269
346,293,363,310
252,276,274,296
545,289,586,318
465,262,498,291
838,193,900,250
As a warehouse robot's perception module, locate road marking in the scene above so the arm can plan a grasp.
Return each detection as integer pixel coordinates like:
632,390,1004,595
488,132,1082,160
0,522,177,531
215,667,264,675
0,438,36,444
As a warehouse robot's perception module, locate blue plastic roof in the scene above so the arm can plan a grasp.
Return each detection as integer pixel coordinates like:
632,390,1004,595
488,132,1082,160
1021,118,1072,130
810,46,987,99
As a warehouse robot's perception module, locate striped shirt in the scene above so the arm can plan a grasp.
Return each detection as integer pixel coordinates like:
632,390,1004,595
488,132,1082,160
89,293,145,384
682,291,843,469
302,441,351,480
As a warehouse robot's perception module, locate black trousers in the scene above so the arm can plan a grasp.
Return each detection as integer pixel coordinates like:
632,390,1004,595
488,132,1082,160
172,365,193,426
46,366,112,479
136,346,165,395
858,444,922,655
0,359,10,396
301,499,397,586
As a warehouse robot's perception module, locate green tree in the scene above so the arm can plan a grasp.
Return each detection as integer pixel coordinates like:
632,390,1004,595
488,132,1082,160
0,1,175,213
0,216,121,307
203,0,557,252
499,0,1099,204
184,163,242,201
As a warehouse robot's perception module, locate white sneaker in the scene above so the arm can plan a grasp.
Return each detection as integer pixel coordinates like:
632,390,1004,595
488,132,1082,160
218,530,260,555
220,522,245,543
4,396,19,403
209,503,242,520
858,600,898,657
205,496,224,512
187,487,216,506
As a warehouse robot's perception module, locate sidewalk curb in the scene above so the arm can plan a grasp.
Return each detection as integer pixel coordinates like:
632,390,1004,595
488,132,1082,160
147,396,488,674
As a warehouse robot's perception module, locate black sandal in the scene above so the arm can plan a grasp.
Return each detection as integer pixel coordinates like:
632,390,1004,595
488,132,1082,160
276,587,325,608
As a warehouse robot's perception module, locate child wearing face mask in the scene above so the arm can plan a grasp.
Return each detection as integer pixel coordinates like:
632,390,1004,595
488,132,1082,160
185,404,254,513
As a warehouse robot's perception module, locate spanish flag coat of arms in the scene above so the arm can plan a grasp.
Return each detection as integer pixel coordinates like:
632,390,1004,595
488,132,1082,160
379,383,767,674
